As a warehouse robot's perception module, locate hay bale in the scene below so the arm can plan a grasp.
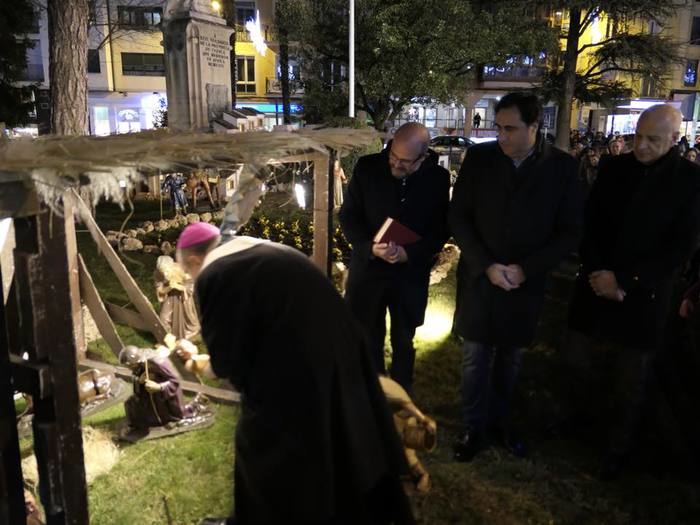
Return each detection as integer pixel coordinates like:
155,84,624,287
143,244,160,254
136,228,146,237
82,305,101,344
168,219,180,229
142,221,154,233
155,219,170,232
121,238,143,252
200,212,212,223
22,427,120,486
161,241,174,256
176,215,188,227
186,213,200,224
213,210,225,221
125,229,138,238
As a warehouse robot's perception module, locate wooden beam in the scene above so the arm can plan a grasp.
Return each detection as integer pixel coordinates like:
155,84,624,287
0,261,26,525
70,189,167,342
9,353,51,399
79,358,240,405
79,255,123,357
0,218,15,304
25,210,89,524
105,302,151,333
64,191,85,357
311,151,331,275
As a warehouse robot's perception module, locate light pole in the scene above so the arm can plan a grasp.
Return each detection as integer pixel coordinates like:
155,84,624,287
349,0,355,117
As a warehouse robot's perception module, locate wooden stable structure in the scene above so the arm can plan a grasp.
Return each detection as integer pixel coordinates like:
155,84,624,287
0,128,377,524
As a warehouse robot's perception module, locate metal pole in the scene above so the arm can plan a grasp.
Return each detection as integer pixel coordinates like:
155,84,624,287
349,0,355,118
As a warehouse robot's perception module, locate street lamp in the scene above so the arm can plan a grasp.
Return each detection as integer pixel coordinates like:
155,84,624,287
349,0,355,118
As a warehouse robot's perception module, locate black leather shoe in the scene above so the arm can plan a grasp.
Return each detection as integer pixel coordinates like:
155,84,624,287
599,453,626,481
488,427,528,459
453,430,484,462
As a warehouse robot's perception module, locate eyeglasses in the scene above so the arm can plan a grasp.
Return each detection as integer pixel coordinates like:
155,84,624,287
389,149,423,166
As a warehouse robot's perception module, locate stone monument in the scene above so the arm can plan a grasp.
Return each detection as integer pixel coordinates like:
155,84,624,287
162,0,235,131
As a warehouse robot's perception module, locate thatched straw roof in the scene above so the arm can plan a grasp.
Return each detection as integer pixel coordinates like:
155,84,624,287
0,128,378,217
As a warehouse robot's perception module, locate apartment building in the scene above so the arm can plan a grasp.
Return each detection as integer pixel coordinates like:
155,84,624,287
17,0,298,136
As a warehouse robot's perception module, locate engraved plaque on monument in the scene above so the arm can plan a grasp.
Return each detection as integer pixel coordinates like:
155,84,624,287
163,0,234,131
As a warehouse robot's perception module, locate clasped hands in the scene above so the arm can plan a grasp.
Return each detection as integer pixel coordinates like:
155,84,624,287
138,374,164,393
486,263,526,291
588,270,625,302
372,242,408,264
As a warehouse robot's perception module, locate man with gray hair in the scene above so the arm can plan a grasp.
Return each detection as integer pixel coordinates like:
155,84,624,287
340,122,450,393
565,104,700,479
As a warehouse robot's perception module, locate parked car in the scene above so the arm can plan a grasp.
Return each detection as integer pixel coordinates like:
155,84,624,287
430,135,475,169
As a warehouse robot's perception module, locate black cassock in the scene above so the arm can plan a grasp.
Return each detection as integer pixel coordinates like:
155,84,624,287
195,239,414,525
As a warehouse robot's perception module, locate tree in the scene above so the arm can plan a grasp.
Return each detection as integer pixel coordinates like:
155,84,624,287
274,0,307,124
536,1,679,149
0,0,36,129
293,0,556,130
48,0,89,135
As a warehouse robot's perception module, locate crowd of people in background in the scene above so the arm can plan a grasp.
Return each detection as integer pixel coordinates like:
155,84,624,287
569,127,700,193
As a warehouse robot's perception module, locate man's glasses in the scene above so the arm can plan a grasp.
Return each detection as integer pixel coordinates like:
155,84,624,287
389,150,423,166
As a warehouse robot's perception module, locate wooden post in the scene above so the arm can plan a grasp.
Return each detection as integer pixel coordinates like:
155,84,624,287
0,263,26,525
326,150,337,277
64,192,86,357
311,151,330,275
13,210,89,524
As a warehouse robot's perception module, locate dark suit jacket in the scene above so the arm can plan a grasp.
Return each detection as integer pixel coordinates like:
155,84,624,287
339,147,450,326
450,139,583,347
568,148,700,350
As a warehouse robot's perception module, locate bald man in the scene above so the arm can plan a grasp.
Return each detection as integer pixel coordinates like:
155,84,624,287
339,123,450,393
565,104,700,479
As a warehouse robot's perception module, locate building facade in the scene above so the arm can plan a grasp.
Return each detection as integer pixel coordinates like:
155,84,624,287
16,0,297,136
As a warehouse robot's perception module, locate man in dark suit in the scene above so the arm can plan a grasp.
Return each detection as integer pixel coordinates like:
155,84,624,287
339,123,450,394
565,104,700,479
450,92,583,462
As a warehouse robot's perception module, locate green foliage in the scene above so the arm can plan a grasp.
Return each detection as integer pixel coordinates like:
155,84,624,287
292,0,556,129
538,1,680,122
339,137,383,180
0,0,36,128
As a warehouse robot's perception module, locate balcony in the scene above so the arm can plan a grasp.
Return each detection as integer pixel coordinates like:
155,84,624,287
235,24,273,43
266,77,304,95
480,64,545,83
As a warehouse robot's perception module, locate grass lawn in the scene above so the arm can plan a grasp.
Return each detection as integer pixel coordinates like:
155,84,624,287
49,196,700,524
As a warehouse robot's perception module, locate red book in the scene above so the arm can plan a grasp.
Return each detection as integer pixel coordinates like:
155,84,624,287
373,217,421,245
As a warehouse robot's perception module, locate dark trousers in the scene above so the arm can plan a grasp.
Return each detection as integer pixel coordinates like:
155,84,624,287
347,281,418,393
460,341,525,434
562,330,654,456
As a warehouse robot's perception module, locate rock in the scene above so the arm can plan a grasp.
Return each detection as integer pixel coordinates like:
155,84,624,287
125,229,138,238
142,221,154,233
136,228,146,237
200,212,212,223
168,219,180,229
155,220,170,232
160,241,174,256
121,238,143,251
143,244,160,254
176,215,188,227
186,213,200,224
